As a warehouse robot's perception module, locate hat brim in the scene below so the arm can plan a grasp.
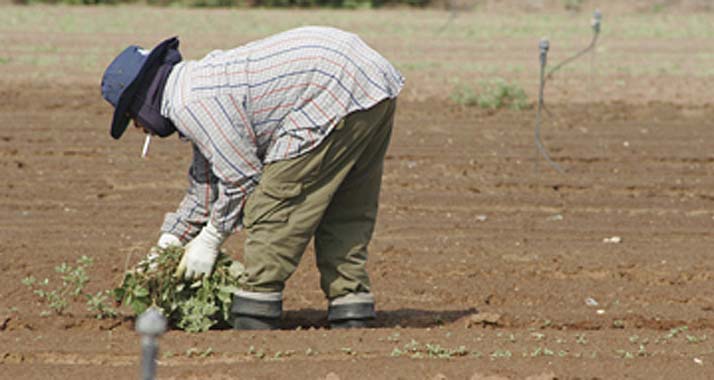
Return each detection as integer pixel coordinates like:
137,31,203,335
110,37,178,140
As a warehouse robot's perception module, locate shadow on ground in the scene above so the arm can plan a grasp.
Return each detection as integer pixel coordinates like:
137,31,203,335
281,307,478,330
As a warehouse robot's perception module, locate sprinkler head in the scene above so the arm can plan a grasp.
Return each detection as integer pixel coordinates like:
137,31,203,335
539,38,550,66
539,37,550,53
136,307,167,337
592,9,602,33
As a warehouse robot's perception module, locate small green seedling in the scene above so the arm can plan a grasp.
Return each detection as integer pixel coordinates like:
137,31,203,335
185,347,214,358
22,255,115,318
576,334,588,345
490,349,512,359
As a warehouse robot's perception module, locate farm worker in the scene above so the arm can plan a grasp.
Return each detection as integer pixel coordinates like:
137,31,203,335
100,26,404,330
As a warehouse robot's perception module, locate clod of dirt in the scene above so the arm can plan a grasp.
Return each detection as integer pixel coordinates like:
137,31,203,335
464,312,503,328
0,316,9,331
324,373,341,380
98,318,128,331
0,352,25,364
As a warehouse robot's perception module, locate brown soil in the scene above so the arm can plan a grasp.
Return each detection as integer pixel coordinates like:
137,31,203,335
1,4,714,380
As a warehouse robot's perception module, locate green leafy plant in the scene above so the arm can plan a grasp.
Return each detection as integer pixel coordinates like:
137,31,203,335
477,78,529,110
22,255,108,316
450,78,529,110
113,246,243,333
450,83,479,107
86,290,118,319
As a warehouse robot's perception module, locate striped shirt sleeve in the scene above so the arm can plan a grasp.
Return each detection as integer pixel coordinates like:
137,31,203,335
172,96,262,234
160,144,218,243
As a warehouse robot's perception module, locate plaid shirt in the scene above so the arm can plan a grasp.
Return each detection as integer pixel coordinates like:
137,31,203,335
159,26,404,240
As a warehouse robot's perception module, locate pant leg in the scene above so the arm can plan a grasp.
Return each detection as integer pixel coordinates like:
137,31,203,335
315,98,396,299
239,141,335,293
239,98,395,293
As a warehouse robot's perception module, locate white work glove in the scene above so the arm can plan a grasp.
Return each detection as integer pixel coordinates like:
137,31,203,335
136,233,184,273
175,223,227,280
158,233,183,249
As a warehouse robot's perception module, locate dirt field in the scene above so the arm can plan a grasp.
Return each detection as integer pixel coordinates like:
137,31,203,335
1,3,714,379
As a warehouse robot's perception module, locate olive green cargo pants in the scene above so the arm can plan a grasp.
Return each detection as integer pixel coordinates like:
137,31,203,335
238,98,396,300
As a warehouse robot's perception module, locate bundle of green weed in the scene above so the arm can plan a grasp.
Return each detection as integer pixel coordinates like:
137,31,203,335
113,247,244,333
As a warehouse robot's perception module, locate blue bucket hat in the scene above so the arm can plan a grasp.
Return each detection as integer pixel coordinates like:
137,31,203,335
101,37,179,139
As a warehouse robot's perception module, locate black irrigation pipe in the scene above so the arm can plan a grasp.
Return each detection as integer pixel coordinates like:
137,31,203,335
546,9,602,81
534,9,602,174
534,38,565,174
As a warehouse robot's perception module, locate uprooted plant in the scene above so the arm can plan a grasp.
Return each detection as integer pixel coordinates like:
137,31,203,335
113,246,244,333
22,248,244,332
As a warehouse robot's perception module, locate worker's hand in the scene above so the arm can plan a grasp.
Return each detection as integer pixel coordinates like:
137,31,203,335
175,223,227,280
157,233,183,249
136,233,183,273
148,233,183,269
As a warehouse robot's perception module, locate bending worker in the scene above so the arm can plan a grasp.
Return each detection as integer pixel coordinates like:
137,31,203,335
100,26,404,329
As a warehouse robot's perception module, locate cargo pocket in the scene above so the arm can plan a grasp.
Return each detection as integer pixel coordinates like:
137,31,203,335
242,181,302,229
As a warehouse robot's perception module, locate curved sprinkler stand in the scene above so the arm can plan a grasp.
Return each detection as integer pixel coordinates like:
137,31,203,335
534,37,565,175
534,9,604,174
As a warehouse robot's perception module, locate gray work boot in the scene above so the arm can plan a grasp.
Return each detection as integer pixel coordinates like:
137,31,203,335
327,292,376,329
231,290,282,330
